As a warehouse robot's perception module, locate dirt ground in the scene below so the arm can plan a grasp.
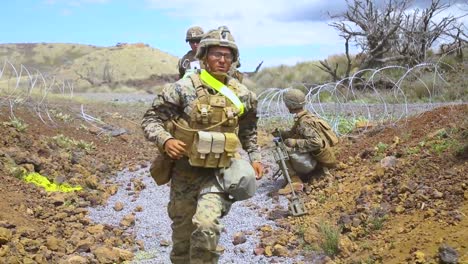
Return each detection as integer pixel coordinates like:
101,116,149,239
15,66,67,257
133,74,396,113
0,97,466,263
260,104,467,264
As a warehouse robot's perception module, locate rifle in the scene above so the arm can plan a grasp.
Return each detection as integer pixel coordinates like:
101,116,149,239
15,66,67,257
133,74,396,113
272,136,307,217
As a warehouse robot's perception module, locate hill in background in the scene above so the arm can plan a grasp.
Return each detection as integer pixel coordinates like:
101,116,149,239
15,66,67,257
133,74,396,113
0,43,179,93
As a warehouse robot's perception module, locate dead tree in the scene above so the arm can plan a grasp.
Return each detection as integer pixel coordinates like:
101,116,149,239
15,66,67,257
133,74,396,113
317,35,353,82
330,0,408,74
327,0,462,81
396,0,457,64
441,23,468,59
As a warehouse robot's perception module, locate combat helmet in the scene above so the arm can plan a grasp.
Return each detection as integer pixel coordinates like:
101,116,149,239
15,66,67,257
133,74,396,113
186,26,204,42
195,26,239,63
284,88,306,110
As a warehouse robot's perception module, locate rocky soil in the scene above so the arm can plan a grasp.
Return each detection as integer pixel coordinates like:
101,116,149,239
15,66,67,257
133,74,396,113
0,96,466,263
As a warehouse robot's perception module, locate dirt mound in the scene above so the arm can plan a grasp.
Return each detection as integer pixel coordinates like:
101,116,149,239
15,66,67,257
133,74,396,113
257,104,467,263
0,99,153,263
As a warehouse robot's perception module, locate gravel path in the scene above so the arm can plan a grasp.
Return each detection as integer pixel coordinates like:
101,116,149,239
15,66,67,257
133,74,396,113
88,152,303,264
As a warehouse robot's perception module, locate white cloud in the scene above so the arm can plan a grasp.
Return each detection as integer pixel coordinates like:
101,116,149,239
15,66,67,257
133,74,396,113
145,0,344,48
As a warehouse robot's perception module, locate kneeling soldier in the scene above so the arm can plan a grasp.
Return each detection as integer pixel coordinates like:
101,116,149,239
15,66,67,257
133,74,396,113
274,88,339,195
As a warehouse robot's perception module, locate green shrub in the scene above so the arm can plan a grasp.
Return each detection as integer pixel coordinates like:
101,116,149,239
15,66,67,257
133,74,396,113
2,118,28,132
318,222,341,257
375,142,389,153
52,134,95,152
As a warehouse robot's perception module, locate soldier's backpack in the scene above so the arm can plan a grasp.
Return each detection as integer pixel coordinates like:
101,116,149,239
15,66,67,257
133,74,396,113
298,112,339,148
297,112,339,168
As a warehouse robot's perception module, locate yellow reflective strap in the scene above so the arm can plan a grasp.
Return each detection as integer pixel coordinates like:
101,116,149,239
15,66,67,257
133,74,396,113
199,70,245,116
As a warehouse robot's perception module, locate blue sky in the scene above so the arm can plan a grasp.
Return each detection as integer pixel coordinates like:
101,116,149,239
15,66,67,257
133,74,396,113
2,0,467,71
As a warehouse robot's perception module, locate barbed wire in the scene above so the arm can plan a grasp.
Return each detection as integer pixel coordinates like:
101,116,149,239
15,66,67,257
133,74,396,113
258,57,466,135
1,52,465,136
0,59,108,131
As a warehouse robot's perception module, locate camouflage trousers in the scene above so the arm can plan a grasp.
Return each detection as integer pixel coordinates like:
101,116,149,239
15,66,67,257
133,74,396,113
168,159,233,264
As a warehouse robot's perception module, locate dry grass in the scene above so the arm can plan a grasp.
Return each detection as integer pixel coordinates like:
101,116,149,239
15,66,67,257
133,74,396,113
1,43,179,92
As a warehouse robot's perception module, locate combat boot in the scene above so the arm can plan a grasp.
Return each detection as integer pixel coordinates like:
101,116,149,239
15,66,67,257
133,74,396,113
278,175,304,195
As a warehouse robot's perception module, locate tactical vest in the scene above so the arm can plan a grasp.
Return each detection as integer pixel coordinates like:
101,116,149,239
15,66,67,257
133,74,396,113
289,111,339,168
294,111,339,148
169,74,241,168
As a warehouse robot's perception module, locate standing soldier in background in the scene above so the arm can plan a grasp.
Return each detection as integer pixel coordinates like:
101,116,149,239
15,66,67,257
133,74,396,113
178,26,204,79
142,27,264,263
229,59,244,83
273,88,339,195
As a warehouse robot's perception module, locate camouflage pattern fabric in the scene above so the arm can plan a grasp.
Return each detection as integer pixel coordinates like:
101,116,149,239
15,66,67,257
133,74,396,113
141,72,261,263
141,73,261,162
228,60,243,83
168,159,231,264
280,110,324,153
178,50,197,79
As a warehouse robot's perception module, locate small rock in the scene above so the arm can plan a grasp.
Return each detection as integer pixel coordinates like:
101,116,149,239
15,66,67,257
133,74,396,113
119,214,135,227
113,247,134,261
0,227,12,245
0,221,15,229
75,238,94,253
380,156,397,168
113,202,124,211
45,236,61,251
424,209,437,218
273,244,288,257
87,224,105,234
93,246,120,263
413,250,425,264
253,247,265,256
395,205,405,213
264,245,273,256
0,245,10,258
49,192,65,206
232,232,247,245
66,255,88,264
160,240,171,247
433,190,444,199
439,244,458,264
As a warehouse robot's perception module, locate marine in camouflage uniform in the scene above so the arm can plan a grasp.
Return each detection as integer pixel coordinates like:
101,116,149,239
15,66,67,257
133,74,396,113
178,26,204,79
228,59,244,83
142,27,263,264
275,88,338,194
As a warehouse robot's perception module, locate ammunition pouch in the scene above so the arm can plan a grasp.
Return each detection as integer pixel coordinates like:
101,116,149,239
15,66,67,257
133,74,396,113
150,153,174,185
189,131,239,168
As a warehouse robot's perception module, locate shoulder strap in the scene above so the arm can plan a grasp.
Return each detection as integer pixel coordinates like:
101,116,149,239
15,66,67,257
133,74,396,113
296,110,309,121
199,70,245,116
189,74,209,104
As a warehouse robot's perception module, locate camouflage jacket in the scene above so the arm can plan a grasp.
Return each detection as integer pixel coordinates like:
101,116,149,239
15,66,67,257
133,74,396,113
177,50,197,79
141,74,261,163
280,110,324,153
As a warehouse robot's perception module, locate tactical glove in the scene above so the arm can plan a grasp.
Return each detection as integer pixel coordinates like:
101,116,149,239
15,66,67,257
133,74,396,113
284,138,297,148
